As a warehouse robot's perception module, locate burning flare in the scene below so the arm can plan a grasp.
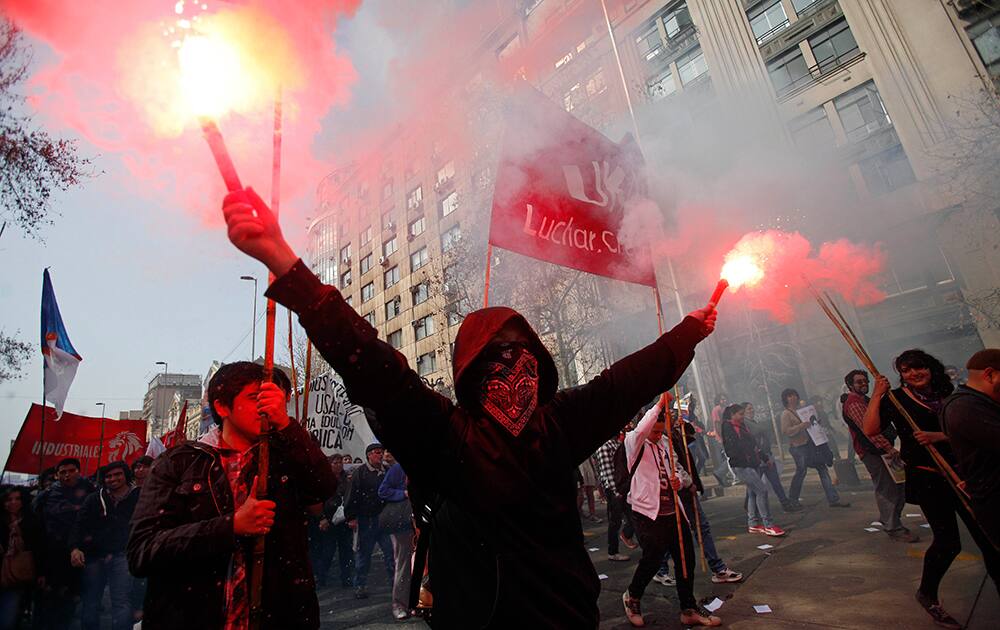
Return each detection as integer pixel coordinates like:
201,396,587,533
720,254,764,290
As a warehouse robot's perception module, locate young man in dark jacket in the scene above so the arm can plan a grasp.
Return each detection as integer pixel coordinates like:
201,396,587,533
33,457,96,629
71,460,140,630
941,349,1000,548
127,362,336,630
220,187,716,628
344,442,393,599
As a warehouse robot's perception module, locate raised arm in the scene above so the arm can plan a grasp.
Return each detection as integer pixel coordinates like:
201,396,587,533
221,188,454,483
550,310,715,464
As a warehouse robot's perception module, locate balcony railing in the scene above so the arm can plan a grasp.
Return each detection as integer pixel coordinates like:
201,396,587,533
755,19,790,45
775,49,865,101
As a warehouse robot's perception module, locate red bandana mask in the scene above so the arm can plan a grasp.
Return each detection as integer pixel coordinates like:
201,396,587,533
478,344,539,437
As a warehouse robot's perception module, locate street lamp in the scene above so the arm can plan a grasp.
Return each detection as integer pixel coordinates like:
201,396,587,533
240,275,258,360
155,361,168,438
95,402,107,470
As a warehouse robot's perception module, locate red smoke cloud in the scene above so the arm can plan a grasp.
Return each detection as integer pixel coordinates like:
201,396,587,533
3,0,359,225
719,230,886,322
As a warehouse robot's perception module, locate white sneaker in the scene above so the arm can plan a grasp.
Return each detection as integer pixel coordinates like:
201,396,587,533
711,568,743,583
652,573,676,586
623,591,645,627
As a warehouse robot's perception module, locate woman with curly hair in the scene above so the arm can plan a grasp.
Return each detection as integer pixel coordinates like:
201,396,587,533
863,349,1000,629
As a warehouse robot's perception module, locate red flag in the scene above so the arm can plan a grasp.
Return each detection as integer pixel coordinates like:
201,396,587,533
161,401,188,449
4,404,148,474
488,85,656,287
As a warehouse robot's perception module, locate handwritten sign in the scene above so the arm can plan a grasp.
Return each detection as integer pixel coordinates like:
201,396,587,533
303,371,376,461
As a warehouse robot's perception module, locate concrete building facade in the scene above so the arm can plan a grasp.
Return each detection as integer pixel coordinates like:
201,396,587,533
142,373,202,439
306,0,1000,415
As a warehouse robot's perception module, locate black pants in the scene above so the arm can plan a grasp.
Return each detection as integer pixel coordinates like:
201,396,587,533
919,491,1000,601
604,487,635,555
628,511,696,610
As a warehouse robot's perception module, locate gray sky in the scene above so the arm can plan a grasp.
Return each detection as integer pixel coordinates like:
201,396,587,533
0,2,401,468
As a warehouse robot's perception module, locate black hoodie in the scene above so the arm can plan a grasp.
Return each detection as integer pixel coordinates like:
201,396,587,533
267,259,708,629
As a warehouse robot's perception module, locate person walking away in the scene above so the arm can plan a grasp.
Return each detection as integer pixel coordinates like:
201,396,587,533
345,443,393,600
708,395,734,487
721,404,786,537
32,457,95,629
0,487,41,630
379,460,414,620
595,432,636,561
864,349,999,629
780,389,850,509
310,454,353,589
578,458,601,523
127,362,336,630
841,370,917,542
622,400,722,627
220,185,717,628
942,349,1000,549
70,461,139,630
744,402,800,513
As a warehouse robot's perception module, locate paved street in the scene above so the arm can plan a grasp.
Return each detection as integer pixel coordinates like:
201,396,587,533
317,462,998,629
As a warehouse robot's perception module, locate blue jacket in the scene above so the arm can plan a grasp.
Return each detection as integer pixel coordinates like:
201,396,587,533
378,463,407,503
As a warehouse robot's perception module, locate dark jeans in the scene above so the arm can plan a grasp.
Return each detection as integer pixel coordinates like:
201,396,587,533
708,440,733,485
33,582,77,630
762,460,790,504
310,521,355,587
919,490,1000,601
604,487,635,555
354,515,394,588
0,588,26,630
81,552,132,630
788,444,840,505
664,498,726,574
628,511,696,610
690,438,708,474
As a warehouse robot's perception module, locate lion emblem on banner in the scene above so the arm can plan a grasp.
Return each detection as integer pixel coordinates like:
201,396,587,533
108,431,144,463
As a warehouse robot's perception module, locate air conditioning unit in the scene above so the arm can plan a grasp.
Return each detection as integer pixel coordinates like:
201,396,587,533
379,256,389,267
407,233,415,242
386,221,395,230
415,355,424,364
343,257,351,266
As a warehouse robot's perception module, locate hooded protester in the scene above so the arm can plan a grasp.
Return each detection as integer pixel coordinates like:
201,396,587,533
219,187,717,627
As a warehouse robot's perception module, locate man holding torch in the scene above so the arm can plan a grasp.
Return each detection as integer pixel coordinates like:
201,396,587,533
219,187,717,628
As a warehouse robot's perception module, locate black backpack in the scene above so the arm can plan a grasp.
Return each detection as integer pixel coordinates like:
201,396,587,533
612,441,645,497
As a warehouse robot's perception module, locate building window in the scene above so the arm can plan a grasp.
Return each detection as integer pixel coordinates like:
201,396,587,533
345,295,353,307
441,224,462,252
340,269,352,289
791,0,823,15
384,265,400,288
360,224,373,246
859,144,916,196
383,236,398,257
411,246,429,271
414,314,435,341
387,329,403,348
407,185,423,211
416,351,436,376
563,83,584,111
361,282,375,302
382,210,396,231
440,191,459,217
767,47,810,96
648,70,677,100
339,243,351,263
663,3,693,39
385,297,401,320
360,252,373,274
447,304,463,326
789,106,836,149
968,15,1000,78
585,68,607,97
677,49,708,85
363,311,376,326
808,18,859,74
412,282,430,306
409,216,426,238
635,24,663,62
749,1,789,44
435,161,456,191
835,81,891,143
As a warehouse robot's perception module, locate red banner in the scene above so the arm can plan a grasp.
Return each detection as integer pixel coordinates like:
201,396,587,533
4,404,148,475
488,85,656,287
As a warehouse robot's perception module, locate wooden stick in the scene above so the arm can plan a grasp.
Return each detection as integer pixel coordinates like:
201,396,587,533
483,243,493,308
676,386,707,572
809,288,976,518
287,309,300,419
660,392,688,580
302,341,313,426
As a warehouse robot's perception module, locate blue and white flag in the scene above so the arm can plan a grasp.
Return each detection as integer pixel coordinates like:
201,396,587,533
41,269,82,419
